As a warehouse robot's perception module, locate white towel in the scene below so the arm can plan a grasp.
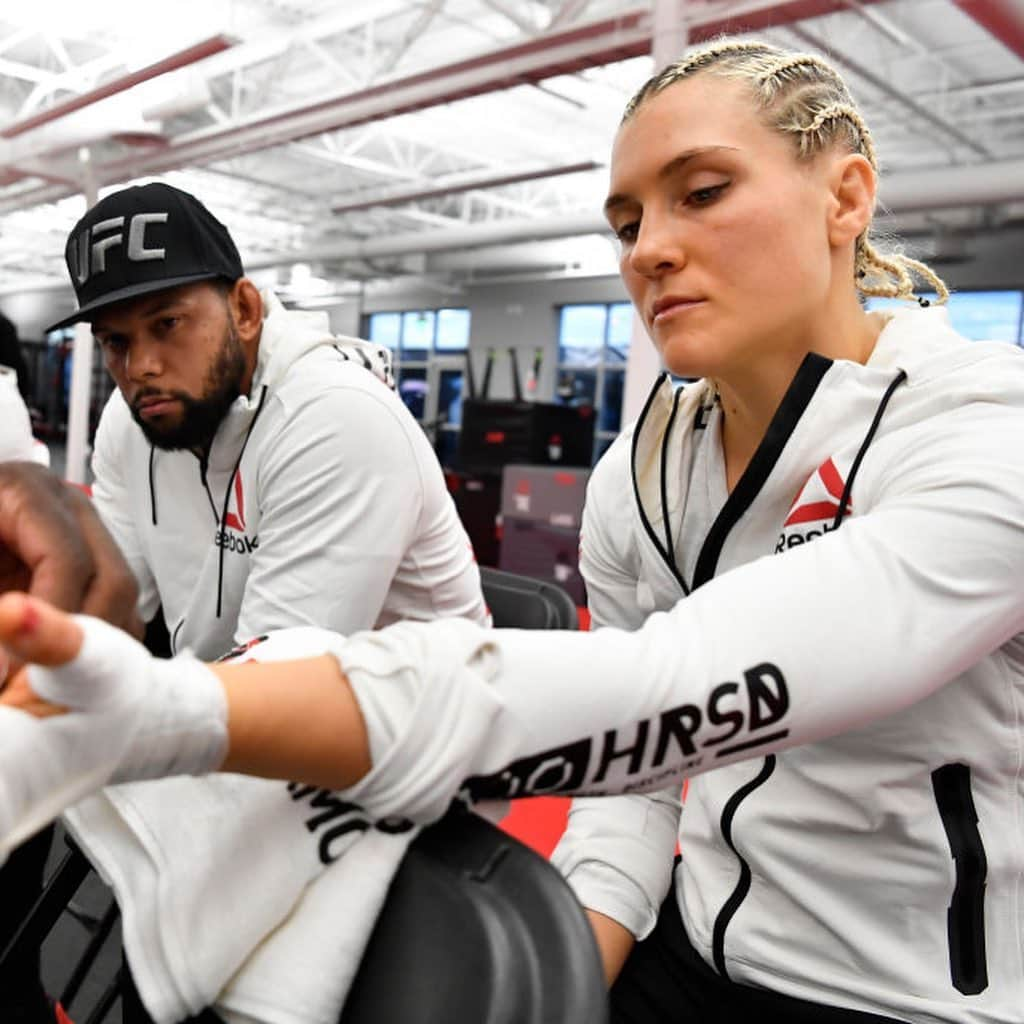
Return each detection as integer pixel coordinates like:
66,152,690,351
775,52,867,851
65,774,414,1024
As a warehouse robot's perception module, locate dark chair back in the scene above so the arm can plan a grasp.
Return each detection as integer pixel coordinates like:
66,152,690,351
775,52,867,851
341,805,607,1024
4,573,598,1023
480,565,578,631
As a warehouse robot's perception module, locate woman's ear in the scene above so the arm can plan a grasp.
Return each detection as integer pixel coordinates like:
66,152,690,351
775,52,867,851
827,153,876,249
229,278,264,344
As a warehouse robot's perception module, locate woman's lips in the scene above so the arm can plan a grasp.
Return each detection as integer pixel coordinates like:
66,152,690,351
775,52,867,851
651,298,705,324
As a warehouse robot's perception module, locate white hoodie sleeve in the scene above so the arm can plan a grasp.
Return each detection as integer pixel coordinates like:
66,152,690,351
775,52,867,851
235,385,424,641
91,395,160,622
550,451,681,940
0,368,37,463
336,402,1024,824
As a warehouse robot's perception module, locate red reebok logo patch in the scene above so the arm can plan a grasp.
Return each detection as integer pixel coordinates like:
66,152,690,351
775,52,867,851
775,457,851,554
224,471,246,532
783,457,851,527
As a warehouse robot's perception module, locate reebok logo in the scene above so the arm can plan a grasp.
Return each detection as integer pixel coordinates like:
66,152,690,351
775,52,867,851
215,470,259,554
776,457,851,553
224,470,246,532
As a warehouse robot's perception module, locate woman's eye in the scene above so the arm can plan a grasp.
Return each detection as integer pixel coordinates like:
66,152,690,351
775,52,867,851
615,221,639,244
687,182,728,206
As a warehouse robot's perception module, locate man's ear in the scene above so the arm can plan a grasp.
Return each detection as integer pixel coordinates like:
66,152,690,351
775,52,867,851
827,152,875,249
228,279,263,344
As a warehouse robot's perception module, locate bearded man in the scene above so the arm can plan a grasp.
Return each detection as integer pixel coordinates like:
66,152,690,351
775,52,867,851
2,183,486,1023
52,182,486,659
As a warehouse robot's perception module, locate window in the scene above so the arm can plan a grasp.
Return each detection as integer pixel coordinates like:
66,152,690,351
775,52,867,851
367,307,470,354
556,301,634,463
865,291,1024,344
364,307,471,466
435,308,472,351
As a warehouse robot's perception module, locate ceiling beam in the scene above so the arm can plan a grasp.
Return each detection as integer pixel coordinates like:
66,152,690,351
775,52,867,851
951,0,1024,60
244,156,1024,271
788,24,994,159
0,57,52,84
1,34,237,139
6,154,1023,298
330,160,601,212
691,0,883,39
0,1,884,214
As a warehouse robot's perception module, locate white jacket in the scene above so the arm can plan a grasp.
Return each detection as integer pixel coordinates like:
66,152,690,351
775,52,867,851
73,292,487,1023
325,306,1024,1024
91,290,487,658
0,366,47,465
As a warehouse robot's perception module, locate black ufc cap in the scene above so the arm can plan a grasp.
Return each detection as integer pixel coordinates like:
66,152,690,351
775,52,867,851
46,182,244,332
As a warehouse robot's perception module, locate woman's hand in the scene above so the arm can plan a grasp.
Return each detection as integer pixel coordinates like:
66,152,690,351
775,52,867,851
0,592,229,865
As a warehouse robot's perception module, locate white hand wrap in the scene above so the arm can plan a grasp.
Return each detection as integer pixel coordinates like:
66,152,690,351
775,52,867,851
0,615,227,862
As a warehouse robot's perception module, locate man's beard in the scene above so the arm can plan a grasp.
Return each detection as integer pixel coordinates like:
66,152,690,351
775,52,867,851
130,322,248,452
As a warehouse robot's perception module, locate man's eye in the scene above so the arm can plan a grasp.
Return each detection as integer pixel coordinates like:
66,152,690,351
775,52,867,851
159,317,180,331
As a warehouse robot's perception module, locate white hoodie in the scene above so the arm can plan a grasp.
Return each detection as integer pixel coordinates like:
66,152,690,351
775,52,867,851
316,306,1024,1024
0,366,47,466
69,291,486,1024
90,289,487,657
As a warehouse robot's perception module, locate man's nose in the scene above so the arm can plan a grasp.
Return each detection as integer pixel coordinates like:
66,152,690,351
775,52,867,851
124,338,163,381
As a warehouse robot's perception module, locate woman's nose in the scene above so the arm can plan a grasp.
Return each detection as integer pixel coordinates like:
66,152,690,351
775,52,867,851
629,213,685,278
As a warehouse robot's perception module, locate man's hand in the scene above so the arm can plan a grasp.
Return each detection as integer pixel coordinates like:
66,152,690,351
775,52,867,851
0,462,141,639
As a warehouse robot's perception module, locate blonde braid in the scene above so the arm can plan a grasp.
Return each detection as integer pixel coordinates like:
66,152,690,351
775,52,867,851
858,242,951,304
756,54,838,99
624,39,949,306
794,103,879,170
622,40,768,119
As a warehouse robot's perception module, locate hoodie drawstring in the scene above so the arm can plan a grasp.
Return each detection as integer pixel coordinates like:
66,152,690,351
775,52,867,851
148,445,158,526
216,385,268,619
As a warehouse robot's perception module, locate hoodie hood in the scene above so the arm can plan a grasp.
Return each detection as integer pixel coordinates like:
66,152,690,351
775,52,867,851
200,290,394,474
253,289,394,394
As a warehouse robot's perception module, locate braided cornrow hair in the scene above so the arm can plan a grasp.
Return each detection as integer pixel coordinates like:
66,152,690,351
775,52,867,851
624,40,949,305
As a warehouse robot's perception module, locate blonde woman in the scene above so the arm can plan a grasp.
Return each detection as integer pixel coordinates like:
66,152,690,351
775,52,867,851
2,40,1023,1024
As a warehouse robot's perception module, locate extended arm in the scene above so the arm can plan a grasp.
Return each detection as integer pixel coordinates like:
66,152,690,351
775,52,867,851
4,405,1024,856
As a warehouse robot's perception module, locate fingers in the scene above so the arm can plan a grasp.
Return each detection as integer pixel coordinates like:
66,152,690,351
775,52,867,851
23,551,90,615
0,465,140,635
0,463,91,612
0,593,84,667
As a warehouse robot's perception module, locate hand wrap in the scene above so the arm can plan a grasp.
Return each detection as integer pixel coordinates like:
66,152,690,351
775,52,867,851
0,615,227,861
